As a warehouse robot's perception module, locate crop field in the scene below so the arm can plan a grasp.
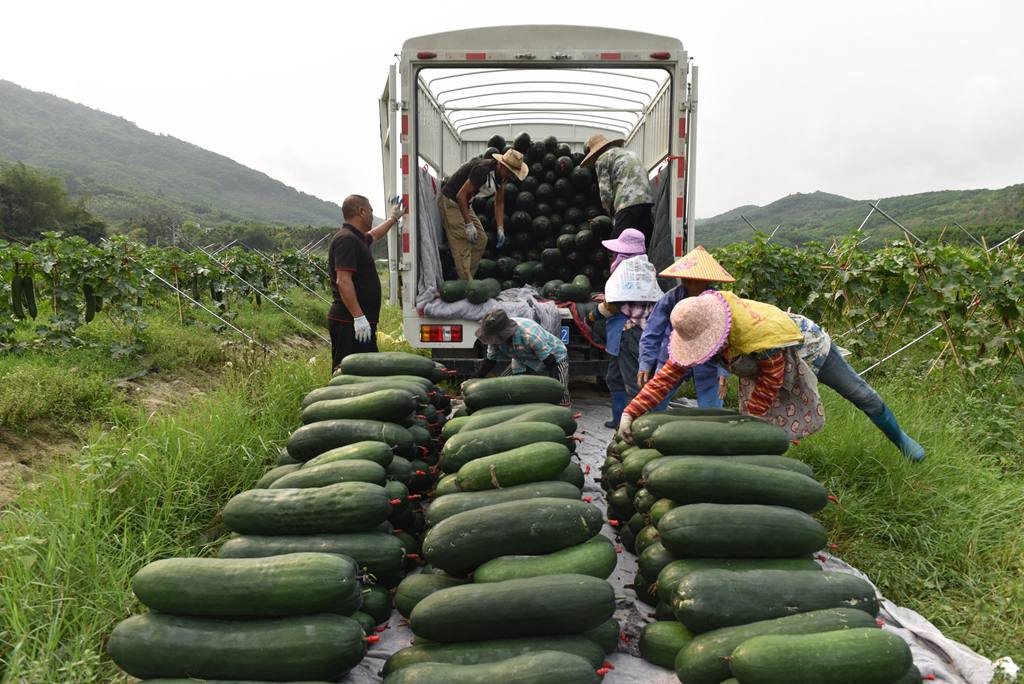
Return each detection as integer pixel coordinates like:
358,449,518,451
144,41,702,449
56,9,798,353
0,234,1021,681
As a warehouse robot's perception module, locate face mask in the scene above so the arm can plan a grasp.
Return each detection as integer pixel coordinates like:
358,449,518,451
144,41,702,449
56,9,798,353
610,253,640,273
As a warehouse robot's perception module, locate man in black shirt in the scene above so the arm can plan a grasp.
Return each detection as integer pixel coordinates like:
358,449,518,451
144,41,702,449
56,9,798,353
439,148,528,280
327,194,404,371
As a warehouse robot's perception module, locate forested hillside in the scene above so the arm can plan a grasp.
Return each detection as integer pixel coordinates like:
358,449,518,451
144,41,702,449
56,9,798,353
0,80,341,229
696,186,1024,248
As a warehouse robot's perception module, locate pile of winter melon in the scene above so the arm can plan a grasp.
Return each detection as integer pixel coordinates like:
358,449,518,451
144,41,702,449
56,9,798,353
107,351,450,682
438,130,615,302
384,373,618,683
602,408,922,684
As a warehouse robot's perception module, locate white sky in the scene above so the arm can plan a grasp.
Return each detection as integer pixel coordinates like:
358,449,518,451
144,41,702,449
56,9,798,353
2,0,1021,218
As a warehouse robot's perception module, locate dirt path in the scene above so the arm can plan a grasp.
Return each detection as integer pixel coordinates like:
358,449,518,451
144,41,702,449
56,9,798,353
0,334,321,508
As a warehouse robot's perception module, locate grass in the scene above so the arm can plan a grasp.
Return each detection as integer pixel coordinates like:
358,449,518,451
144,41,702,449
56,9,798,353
0,287,332,433
1,292,1021,679
0,356,325,682
0,289,415,682
790,362,1024,665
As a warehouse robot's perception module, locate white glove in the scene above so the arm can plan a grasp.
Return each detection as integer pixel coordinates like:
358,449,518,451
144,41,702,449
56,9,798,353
496,228,506,249
389,196,405,220
618,413,634,443
353,315,372,343
464,222,479,245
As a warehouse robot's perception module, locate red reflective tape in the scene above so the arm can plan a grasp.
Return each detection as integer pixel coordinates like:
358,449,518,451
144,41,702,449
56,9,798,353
401,115,408,136
600,52,621,60
679,117,686,138
675,236,683,256
402,233,410,253
465,52,486,60
401,154,409,175
677,158,686,179
676,197,685,218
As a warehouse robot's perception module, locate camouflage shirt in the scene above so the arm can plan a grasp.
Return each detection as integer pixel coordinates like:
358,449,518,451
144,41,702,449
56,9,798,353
595,147,654,214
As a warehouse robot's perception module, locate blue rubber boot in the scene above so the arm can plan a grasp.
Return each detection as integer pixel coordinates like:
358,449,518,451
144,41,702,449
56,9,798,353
605,391,628,429
869,406,926,462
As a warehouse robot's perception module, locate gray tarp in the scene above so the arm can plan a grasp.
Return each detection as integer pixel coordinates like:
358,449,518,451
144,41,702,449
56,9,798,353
420,287,562,336
339,395,1017,683
649,165,674,276
415,167,445,308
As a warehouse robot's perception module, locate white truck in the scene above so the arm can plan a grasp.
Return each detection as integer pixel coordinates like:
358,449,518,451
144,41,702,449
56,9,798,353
379,25,698,375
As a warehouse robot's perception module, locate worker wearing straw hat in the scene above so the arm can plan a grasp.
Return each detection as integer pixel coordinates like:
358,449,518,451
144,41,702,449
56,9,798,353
471,309,571,405
439,149,529,280
580,134,655,243
619,290,926,462
637,246,734,408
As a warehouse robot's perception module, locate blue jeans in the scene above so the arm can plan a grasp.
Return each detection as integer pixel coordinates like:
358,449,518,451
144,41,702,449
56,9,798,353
815,346,885,417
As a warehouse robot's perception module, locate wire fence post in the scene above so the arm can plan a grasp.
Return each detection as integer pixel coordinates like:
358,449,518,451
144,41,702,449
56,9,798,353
243,244,332,305
181,238,331,344
100,239,275,355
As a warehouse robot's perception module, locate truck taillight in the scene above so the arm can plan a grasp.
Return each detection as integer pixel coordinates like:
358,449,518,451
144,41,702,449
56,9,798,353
417,51,437,59
420,324,463,343
650,51,671,60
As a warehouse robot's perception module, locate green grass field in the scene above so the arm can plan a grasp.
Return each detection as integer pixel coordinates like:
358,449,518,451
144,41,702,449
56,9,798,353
793,365,1023,664
0,292,1021,680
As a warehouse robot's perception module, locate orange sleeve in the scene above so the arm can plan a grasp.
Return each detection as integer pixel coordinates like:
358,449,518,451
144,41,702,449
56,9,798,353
624,361,689,418
745,352,786,415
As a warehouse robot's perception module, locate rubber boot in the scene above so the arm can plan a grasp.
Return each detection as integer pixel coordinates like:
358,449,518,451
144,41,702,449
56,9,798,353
869,406,926,462
605,391,628,429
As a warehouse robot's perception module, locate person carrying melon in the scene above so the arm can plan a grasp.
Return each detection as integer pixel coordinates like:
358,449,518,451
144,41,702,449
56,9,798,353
588,228,662,428
469,309,571,405
439,148,529,280
619,290,926,462
579,133,656,243
637,245,733,409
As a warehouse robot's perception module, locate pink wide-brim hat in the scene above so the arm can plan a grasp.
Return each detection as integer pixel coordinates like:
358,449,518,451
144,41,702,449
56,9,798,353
668,290,732,366
601,228,646,255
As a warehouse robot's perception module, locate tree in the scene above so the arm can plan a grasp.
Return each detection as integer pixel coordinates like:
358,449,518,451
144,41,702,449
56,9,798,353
0,162,108,242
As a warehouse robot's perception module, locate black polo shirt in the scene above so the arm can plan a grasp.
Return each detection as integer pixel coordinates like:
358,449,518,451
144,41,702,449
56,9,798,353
327,224,381,324
442,158,497,200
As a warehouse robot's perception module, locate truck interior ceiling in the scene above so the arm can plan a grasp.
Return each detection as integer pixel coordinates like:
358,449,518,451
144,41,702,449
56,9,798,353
415,67,672,179
412,66,677,302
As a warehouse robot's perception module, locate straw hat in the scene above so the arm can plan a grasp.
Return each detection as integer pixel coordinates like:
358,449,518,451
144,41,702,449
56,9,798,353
492,149,529,181
659,245,736,282
476,309,518,344
667,290,732,367
580,133,625,167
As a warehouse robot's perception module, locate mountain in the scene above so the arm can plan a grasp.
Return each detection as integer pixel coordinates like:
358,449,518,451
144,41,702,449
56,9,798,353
696,185,1024,248
0,80,341,228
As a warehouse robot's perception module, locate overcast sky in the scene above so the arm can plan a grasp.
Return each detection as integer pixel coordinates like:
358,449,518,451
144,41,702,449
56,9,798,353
2,0,1021,218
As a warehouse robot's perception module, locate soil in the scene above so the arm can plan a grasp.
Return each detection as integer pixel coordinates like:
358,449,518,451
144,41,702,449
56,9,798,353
0,334,324,508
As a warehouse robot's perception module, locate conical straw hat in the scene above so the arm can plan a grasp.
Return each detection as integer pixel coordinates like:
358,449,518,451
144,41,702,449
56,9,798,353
659,245,735,282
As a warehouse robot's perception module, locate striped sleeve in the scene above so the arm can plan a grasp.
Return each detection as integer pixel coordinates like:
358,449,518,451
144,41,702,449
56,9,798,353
745,352,786,416
624,360,689,418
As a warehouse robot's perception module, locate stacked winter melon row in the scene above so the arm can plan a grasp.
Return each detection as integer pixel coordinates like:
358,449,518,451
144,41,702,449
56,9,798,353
107,352,447,682
602,410,920,684
383,375,618,684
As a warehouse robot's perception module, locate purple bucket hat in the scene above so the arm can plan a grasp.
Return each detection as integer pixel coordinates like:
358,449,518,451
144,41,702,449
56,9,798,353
601,228,646,255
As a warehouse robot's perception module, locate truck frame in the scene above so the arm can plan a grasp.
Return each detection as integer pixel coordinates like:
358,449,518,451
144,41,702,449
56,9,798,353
379,25,698,375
